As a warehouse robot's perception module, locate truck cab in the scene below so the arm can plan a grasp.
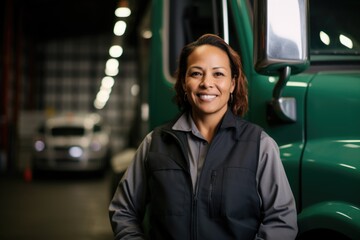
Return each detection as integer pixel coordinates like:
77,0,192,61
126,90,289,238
135,0,360,238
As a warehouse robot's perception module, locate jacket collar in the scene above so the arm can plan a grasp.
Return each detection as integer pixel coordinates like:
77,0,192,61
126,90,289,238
172,109,246,140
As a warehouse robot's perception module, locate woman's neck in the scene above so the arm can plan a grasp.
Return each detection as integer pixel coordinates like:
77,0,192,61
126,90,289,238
191,110,226,143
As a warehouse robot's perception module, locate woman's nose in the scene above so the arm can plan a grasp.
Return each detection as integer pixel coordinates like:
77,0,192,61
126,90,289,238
200,74,213,88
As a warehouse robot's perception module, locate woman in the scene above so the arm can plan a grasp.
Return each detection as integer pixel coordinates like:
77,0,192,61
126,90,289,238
109,34,298,240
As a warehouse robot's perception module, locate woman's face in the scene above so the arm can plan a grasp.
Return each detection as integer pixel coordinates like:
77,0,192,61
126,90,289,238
184,45,235,119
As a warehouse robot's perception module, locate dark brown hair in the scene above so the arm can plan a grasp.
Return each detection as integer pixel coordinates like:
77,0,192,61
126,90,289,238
173,34,248,117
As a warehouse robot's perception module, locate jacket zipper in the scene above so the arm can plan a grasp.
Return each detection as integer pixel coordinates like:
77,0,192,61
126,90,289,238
208,170,217,217
163,129,217,240
192,194,198,240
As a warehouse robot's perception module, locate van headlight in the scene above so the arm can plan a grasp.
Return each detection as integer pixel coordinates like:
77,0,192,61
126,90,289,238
69,146,83,158
34,140,45,152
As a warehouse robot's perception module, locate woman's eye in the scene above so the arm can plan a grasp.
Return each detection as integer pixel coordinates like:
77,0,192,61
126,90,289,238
190,72,202,77
214,72,225,77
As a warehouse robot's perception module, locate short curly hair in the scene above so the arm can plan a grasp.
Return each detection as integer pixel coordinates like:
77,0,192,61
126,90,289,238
173,34,248,117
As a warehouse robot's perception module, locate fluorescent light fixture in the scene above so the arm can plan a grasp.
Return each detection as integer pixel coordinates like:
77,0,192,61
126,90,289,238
109,45,123,58
320,31,330,45
115,7,131,17
114,21,127,36
339,34,353,49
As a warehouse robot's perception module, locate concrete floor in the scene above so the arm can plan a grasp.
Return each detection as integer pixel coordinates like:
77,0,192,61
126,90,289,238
0,170,115,240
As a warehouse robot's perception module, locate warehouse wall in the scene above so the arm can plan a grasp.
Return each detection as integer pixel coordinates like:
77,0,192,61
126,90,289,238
13,34,138,172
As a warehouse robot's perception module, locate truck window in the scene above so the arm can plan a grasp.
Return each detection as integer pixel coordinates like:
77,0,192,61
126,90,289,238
310,0,359,56
168,0,223,77
249,0,360,56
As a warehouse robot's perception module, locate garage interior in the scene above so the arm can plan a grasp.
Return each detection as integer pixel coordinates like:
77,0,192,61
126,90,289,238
1,0,148,239
1,0,151,173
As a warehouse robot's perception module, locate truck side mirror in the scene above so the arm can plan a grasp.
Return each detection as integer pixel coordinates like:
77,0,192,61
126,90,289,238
253,0,310,123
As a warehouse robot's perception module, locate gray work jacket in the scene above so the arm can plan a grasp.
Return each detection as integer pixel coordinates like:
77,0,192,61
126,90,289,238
109,111,298,240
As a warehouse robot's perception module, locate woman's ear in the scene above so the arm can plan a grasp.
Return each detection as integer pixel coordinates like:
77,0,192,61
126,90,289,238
230,78,236,92
182,82,187,92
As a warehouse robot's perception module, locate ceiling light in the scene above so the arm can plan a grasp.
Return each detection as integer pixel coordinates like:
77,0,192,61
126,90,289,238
109,45,123,58
115,7,131,17
114,21,127,36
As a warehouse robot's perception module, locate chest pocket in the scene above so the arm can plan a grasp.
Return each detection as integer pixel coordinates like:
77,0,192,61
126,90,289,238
209,167,260,220
147,152,188,216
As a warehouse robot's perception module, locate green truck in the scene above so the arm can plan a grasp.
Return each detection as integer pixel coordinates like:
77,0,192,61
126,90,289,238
118,0,360,238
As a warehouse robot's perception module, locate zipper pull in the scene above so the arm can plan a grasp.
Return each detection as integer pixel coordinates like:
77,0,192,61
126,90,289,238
209,170,217,218
211,170,217,185
209,170,217,199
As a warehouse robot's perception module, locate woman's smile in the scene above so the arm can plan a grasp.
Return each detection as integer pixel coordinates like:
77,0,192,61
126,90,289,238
197,94,217,101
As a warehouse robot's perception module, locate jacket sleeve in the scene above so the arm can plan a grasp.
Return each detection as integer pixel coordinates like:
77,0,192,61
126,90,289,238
255,131,298,240
109,132,153,240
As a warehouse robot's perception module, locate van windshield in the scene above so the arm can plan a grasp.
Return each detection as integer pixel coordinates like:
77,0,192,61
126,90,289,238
51,127,85,136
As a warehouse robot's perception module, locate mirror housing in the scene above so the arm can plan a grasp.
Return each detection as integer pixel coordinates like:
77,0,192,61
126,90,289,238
254,0,310,75
253,0,310,123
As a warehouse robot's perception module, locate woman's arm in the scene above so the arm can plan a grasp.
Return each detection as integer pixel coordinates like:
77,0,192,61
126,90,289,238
255,131,298,240
109,133,153,240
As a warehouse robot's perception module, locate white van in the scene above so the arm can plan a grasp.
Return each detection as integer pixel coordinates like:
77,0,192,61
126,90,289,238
32,112,111,173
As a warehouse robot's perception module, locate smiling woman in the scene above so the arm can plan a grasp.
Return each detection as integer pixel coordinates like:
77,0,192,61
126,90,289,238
109,34,298,240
